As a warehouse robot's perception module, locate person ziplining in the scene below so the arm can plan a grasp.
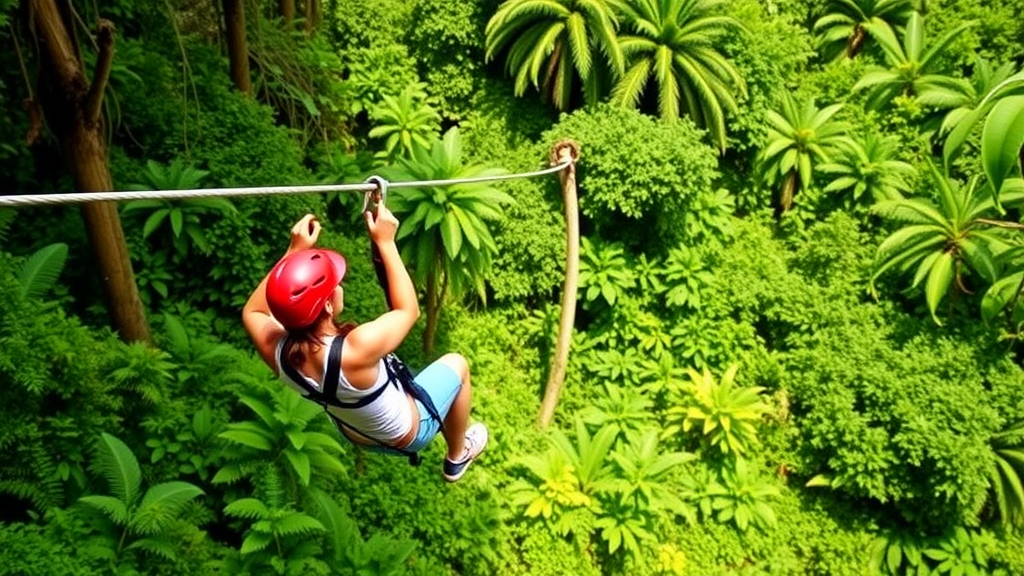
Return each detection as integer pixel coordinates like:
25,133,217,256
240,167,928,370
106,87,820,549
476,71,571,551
1,142,580,470
241,204,487,482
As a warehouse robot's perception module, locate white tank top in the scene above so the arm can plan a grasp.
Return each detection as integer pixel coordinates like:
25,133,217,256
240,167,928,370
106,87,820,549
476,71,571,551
275,336,413,443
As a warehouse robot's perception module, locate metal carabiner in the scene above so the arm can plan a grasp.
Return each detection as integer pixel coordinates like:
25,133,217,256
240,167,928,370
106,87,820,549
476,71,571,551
362,175,389,216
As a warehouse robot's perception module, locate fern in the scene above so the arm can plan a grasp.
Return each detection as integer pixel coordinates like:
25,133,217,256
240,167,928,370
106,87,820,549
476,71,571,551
224,498,270,520
107,342,176,404
0,441,66,511
79,495,130,525
131,481,205,535
162,314,190,356
92,433,142,506
0,209,14,243
17,243,68,299
275,513,325,537
311,490,356,564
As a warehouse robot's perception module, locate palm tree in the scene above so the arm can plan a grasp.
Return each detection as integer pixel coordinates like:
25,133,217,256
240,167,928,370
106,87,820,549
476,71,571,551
367,83,442,161
609,0,746,152
853,11,972,112
383,128,513,354
811,0,913,60
485,0,625,110
870,160,1005,323
818,132,915,209
756,92,853,212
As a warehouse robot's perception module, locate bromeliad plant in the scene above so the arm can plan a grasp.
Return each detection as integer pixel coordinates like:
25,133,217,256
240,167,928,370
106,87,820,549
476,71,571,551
694,458,778,533
578,236,636,310
818,132,915,209
511,417,617,538
367,82,441,162
853,11,971,112
663,364,768,458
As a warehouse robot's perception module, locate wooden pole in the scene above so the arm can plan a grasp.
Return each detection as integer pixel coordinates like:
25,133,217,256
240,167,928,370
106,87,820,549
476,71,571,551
538,141,580,428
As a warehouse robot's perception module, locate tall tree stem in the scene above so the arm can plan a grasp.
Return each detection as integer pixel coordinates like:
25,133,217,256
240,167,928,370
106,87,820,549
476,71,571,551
538,141,580,428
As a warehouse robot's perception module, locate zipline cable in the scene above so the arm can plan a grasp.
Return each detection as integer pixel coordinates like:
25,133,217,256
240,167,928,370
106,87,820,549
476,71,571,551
0,159,573,208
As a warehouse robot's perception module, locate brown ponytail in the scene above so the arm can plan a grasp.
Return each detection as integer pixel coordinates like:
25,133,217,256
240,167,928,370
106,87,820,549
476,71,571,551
283,309,355,370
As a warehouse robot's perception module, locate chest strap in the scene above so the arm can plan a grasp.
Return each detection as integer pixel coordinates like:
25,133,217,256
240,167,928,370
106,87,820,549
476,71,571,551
278,336,444,466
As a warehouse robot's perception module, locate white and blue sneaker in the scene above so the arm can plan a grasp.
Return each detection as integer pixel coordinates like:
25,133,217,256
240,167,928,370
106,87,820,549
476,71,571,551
443,423,488,482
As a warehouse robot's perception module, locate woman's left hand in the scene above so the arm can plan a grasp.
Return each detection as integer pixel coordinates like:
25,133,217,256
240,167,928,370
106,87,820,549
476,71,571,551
287,214,321,253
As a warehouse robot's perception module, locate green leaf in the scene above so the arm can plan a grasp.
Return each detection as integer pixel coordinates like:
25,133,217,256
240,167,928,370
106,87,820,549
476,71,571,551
219,429,273,451
224,498,269,520
982,95,1024,199
94,433,142,506
275,512,325,536
440,214,462,259
141,209,169,239
79,495,129,525
17,243,68,299
925,251,955,323
169,209,184,238
284,450,311,486
240,531,273,555
982,272,1024,322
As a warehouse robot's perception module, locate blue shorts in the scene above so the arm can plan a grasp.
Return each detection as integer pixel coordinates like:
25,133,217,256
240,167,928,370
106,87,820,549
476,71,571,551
383,360,461,453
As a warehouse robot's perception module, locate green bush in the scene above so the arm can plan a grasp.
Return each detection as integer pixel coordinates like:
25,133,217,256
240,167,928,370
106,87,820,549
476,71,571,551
0,514,107,576
0,252,124,514
543,105,722,249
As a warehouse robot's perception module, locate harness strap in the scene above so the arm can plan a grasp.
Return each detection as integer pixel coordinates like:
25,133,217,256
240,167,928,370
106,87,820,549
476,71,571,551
278,336,434,466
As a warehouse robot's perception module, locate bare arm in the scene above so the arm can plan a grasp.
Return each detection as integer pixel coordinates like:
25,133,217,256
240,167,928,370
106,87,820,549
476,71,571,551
345,204,420,363
242,214,321,369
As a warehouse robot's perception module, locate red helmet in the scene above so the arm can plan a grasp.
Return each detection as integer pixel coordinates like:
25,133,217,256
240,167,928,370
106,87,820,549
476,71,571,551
266,249,347,329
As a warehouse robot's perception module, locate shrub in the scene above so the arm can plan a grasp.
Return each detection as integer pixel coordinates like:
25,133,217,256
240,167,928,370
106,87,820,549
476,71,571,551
543,105,722,249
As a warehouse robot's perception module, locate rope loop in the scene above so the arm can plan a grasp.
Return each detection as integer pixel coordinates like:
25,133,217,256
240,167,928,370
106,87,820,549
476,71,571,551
362,175,389,214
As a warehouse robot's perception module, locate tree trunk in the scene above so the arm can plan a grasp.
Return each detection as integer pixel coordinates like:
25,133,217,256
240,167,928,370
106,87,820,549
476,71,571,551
779,169,799,214
223,0,251,94
29,0,151,343
303,0,312,34
279,0,295,27
538,142,580,428
847,25,866,59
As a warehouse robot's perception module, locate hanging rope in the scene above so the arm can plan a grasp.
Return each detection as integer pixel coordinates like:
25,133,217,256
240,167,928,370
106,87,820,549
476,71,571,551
0,160,573,208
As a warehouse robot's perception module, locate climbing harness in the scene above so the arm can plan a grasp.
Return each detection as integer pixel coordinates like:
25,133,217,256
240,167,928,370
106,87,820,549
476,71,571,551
278,333,443,466
0,146,581,450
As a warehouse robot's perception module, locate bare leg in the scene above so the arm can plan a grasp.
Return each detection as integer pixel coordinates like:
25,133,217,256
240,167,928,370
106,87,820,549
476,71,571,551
436,352,472,461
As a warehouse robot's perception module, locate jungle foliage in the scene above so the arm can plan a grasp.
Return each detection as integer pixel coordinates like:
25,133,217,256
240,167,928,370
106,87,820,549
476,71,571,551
2,0,1024,574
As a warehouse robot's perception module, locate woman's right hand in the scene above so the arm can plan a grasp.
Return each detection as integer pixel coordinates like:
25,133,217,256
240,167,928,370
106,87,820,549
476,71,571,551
365,203,399,245
287,213,321,254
